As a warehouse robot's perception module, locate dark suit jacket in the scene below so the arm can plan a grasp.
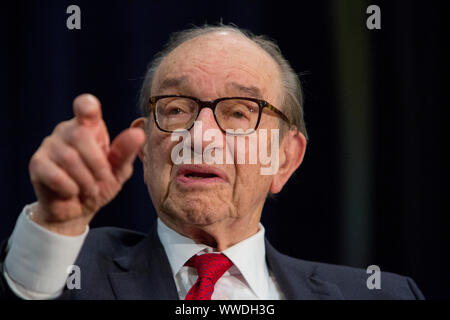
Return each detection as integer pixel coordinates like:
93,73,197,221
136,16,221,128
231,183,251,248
0,224,424,300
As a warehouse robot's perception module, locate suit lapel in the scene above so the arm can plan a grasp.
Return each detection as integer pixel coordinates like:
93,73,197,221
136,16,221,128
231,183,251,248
106,224,343,300
265,240,344,300
108,224,179,300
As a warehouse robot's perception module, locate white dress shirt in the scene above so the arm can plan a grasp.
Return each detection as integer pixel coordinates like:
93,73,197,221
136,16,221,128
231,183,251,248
3,203,88,299
3,203,284,300
157,217,284,300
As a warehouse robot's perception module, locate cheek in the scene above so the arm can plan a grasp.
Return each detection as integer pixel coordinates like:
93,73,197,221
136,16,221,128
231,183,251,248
258,117,281,155
233,154,273,198
231,121,279,202
146,124,176,165
143,129,175,194
233,164,272,213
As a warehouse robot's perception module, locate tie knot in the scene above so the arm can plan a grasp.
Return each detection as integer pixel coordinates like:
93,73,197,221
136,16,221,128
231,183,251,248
185,253,233,284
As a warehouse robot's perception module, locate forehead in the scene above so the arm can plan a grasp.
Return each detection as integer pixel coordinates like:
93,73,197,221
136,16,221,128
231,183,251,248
152,31,282,101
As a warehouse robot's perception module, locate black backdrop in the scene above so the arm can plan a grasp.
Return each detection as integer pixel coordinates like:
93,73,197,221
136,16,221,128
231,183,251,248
2,0,449,299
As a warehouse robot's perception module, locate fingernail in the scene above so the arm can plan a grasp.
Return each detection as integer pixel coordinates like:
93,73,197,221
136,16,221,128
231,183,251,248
83,102,97,115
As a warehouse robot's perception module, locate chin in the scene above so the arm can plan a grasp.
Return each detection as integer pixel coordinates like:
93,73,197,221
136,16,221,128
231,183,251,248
161,192,235,227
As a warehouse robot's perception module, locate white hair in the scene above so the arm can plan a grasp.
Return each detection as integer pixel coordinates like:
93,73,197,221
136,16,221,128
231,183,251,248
138,24,308,139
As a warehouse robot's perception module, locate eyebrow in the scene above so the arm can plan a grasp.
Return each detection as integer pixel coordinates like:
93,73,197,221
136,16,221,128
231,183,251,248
157,76,189,92
227,82,263,99
156,77,263,99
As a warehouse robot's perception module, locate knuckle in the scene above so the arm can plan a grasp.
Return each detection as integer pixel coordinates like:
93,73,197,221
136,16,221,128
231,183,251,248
47,170,64,188
53,120,70,135
29,152,43,174
70,126,91,143
41,136,52,148
91,153,107,169
59,148,79,165
41,136,59,153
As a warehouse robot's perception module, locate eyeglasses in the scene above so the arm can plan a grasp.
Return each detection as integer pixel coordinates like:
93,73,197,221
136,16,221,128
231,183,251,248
148,95,291,134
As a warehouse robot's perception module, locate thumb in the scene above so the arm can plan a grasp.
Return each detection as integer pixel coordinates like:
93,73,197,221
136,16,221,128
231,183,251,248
108,128,146,184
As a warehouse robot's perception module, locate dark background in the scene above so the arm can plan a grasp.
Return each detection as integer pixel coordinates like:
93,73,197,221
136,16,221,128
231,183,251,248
1,0,449,299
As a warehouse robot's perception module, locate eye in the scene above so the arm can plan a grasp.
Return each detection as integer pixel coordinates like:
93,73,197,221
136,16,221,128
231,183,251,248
167,107,185,115
231,111,246,119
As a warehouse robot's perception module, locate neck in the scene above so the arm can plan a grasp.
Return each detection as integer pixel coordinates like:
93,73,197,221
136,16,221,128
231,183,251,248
159,213,261,251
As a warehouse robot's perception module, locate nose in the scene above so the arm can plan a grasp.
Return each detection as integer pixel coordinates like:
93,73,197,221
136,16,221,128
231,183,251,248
190,107,224,156
195,107,219,130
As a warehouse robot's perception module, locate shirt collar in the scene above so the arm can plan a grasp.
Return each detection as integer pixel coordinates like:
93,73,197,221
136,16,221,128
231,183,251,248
156,217,270,299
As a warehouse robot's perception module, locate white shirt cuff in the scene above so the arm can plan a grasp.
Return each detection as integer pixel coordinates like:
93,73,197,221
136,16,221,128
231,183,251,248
3,203,88,299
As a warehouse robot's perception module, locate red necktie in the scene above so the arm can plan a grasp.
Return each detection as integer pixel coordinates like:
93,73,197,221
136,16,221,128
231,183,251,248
184,253,233,300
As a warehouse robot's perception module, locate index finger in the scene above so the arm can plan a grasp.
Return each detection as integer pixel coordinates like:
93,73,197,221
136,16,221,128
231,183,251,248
73,94,103,126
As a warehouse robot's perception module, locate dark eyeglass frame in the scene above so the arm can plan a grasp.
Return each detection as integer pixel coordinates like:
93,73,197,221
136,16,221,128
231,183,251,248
148,95,291,133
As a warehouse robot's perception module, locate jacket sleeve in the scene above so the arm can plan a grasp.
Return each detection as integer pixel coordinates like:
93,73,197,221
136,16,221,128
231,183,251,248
406,276,425,300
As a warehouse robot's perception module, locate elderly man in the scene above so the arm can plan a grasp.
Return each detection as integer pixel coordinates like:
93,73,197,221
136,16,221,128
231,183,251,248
0,25,423,300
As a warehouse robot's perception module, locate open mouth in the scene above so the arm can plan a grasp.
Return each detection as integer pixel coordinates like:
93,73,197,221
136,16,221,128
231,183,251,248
184,172,219,179
176,165,228,185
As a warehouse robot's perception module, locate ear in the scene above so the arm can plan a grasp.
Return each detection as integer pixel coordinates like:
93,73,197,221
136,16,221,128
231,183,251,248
131,117,147,161
270,129,307,194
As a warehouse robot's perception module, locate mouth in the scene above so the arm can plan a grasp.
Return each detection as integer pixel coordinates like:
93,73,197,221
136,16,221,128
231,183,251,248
176,165,228,186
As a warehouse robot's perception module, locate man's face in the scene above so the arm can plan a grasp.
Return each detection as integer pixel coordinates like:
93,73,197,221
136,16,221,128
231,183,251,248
140,32,284,231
